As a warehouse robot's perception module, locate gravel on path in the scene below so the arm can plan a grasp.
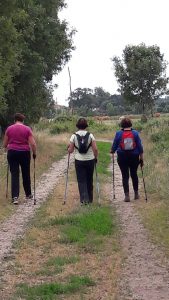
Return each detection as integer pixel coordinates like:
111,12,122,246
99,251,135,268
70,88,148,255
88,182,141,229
0,154,74,264
112,157,169,300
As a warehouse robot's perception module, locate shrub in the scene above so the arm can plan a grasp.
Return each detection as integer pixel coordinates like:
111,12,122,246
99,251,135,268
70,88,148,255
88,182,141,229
50,123,69,134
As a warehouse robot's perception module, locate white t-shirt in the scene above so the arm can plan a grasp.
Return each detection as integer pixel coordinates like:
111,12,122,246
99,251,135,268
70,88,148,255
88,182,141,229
70,130,95,161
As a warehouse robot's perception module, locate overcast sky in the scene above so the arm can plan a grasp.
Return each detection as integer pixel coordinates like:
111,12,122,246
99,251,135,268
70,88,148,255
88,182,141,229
53,0,169,106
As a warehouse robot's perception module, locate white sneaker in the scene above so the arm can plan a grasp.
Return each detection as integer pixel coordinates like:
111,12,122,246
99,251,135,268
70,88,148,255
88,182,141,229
13,197,18,205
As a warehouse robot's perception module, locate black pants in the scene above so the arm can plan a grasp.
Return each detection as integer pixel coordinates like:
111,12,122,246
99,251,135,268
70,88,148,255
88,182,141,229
7,150,31,199
75,159,95,203
117,153,140,194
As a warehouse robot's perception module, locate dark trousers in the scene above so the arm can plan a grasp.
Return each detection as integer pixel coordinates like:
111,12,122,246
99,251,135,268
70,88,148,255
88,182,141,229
7,150,31,199
75,159,95,203
117,153,140,194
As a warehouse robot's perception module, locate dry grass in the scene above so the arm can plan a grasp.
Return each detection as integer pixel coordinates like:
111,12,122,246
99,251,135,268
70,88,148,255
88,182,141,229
0,131,68,223
0,167,122,300
134,129,169,256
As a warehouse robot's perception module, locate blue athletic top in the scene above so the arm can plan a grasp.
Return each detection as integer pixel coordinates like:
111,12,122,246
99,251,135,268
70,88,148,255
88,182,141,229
111,129,143,155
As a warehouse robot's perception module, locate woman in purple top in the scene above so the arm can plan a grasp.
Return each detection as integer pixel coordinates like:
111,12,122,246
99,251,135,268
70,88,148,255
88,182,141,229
3,113,37,204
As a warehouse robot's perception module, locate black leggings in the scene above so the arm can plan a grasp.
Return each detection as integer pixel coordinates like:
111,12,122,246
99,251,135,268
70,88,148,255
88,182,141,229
75,159,95,203
7,150,31,199
117,153,140,194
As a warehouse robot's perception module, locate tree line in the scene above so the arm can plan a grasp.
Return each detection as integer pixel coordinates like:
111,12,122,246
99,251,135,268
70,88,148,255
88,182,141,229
1,3,169,127
0,0,74,129
67,87,169,117
68,44,169,117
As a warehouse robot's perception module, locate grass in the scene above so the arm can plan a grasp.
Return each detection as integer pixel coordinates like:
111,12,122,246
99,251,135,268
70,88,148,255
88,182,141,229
96,141,112,175
0,156,121,299
16,276,95,299
35,256,80,276
3,115,169,297
0,131,67,222
46,256,79,267
50,206,115,235
134,115,169,256
0,126,121,299
48,206,117,250
137,201,169,251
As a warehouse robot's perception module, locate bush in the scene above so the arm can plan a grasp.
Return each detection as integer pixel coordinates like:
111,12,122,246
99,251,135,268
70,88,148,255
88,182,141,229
49,123,70,134
133,121,143,132
150,132,162,142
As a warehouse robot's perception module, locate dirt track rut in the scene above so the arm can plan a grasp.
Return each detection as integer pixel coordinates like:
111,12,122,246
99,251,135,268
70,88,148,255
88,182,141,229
112,156,169,300
0,154,74,264
1,148,169,299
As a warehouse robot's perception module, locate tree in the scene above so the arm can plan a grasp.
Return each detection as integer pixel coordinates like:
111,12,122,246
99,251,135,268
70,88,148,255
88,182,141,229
0,1,21,116
112,44,169,114
68,88,94,115
68,87,113,115
0,0,74,128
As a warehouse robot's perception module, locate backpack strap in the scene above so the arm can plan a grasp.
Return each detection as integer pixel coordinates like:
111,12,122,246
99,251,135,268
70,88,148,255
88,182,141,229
74,132,92,151
74,133,79,150
85,132,92,151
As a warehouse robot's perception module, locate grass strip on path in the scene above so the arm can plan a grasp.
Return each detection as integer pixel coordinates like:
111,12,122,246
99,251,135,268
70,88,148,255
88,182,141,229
16,276,95,300
0,139,121,300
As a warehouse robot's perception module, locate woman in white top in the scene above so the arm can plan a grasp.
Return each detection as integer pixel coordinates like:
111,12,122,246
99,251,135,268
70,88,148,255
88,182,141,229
68,118,98,204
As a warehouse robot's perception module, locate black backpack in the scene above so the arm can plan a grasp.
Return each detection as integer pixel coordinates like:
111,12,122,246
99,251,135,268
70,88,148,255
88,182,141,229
75,132,91,154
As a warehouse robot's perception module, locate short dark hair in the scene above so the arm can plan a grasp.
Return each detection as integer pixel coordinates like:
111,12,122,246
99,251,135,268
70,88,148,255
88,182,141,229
120,117,132,128
14,113,25,122
76,117,88,129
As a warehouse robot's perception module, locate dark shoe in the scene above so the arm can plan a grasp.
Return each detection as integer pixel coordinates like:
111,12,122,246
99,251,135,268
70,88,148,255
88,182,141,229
12,197,18,205
134,191,140,200
124,193,130,202
26,194,33,200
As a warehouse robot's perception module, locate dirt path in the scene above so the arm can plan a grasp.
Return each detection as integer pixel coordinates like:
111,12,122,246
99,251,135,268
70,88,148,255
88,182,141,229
113,156,169,300
0,154,74,264
1,144,169,299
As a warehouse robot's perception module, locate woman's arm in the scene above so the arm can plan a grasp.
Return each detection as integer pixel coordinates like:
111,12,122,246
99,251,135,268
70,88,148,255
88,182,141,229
28,135,37,156
91,140,98,159
110,132,120,154
68,142,75,153
135,132,144,155
3,132,8,149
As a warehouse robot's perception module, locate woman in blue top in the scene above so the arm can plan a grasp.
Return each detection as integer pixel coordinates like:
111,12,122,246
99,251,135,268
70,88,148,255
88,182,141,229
111,117,144,202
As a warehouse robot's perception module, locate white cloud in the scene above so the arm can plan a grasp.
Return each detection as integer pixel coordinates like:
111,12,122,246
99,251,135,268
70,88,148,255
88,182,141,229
53,0,169,105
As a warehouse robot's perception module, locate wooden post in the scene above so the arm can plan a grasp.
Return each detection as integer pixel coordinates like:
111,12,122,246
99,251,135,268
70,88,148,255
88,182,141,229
68,67,73,115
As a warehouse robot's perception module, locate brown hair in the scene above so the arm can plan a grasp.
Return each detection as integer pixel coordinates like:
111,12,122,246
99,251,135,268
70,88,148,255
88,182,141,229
14,113,25,122
120,117,132,129
76,117,88,129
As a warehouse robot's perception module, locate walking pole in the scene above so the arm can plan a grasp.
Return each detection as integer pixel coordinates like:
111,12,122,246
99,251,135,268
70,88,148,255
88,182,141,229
63,153,70,205
6,163,9,199
112,155,115,199
140,165,148,202
95,161,101,204
33,158,36,205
